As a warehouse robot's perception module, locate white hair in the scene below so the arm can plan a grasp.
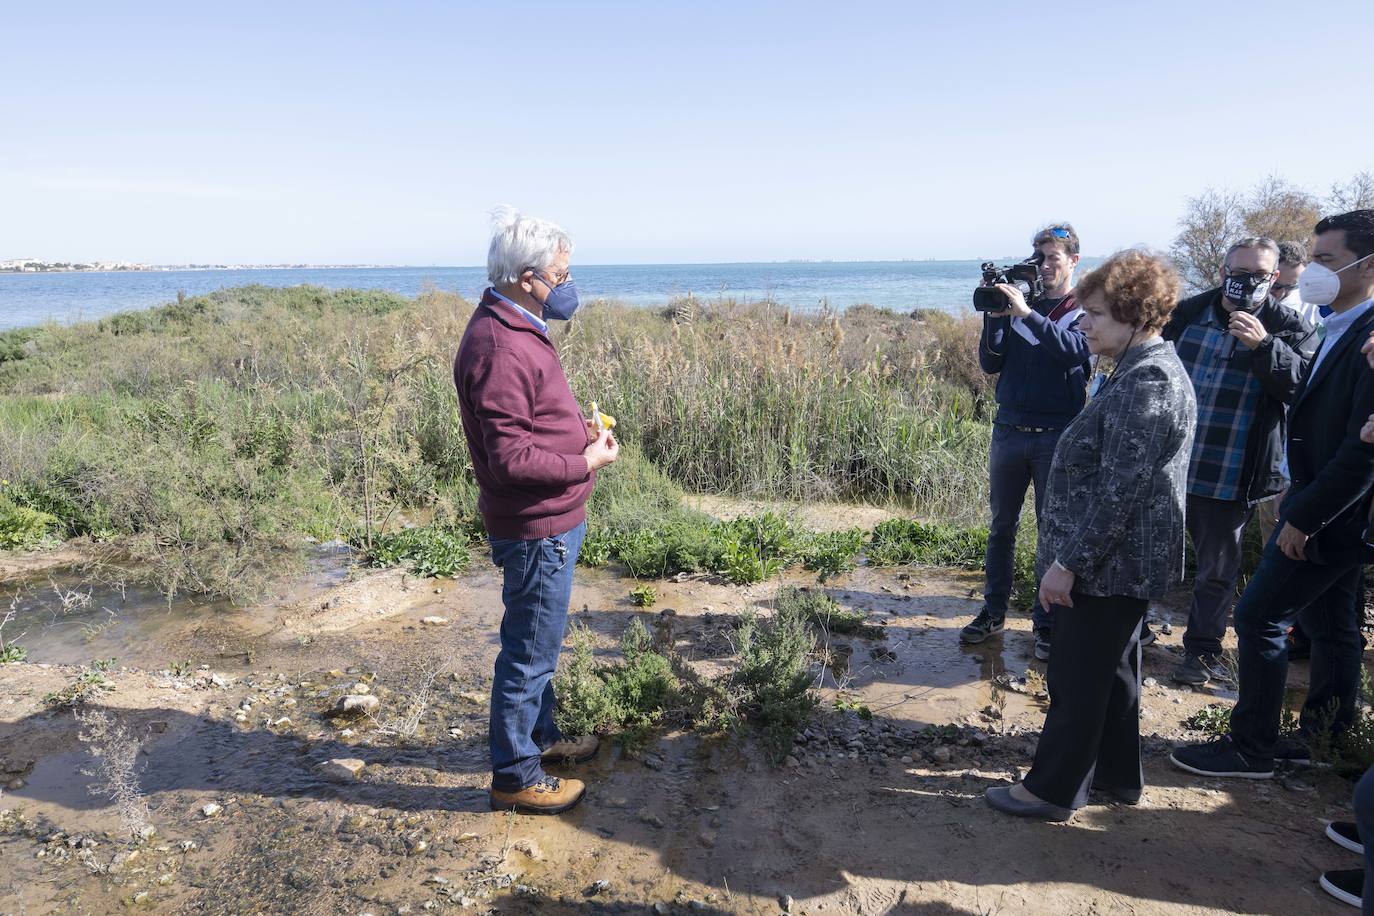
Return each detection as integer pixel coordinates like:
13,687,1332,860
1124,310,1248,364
486,206,573,286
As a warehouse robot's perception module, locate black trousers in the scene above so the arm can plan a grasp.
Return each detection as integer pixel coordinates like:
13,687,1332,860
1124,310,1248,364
1023,592,1148,810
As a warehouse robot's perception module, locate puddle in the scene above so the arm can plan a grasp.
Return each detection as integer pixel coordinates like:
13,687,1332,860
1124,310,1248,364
1,544,355,669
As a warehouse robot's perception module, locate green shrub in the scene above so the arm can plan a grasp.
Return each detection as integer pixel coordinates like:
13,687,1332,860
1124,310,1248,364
366,525,472,577
0,498,59,549
800,527,866,582
867,518,989,568
775,586,870,636
731,602,819,759
629,584,657,607
554,620,680,749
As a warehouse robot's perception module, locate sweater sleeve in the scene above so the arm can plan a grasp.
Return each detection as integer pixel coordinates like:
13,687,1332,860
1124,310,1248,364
465,348,590,488
1054,368,1179,576
979,315,1008,374
1019,309,1092,369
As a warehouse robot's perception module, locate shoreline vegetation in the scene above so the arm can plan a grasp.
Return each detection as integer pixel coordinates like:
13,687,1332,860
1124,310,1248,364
0,284,1033,602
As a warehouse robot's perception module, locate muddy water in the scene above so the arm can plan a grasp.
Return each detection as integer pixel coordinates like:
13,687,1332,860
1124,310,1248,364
2,545,355,670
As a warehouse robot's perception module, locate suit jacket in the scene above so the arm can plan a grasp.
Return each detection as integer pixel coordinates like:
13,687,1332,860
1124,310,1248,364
1281,304,1374,565
1038,337,1198,599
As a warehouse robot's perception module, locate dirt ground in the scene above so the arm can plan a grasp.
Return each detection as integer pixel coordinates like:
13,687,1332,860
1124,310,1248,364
0,532,1366,915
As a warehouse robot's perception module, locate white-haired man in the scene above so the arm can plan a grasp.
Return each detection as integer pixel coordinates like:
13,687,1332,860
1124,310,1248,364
454,207,619,815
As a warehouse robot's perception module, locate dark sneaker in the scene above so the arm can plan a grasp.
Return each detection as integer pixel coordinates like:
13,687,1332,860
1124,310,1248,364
1274,734,1312,766
490,775,586,815
1319,868,1363,908
960,608,1005,645
1033,629,1051,661
1327,821,1364,855
1171,654,1230,686
1169,736,1274,780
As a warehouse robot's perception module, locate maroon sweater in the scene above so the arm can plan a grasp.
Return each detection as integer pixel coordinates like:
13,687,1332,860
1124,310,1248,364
453,290,594,539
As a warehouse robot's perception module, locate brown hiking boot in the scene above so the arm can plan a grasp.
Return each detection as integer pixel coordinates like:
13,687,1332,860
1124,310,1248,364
489,775,586,815
540,735,600,764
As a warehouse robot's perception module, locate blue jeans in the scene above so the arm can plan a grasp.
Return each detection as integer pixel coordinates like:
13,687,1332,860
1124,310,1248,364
488,521,586,792
1228,538,1364,763
1355,765,1374,913
985,423,1060,632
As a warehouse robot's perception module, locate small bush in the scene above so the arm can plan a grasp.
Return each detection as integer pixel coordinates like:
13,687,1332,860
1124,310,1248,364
366,525,471,577
0,498,59,550
776,586,870,636
44,660,117,709
730,602,818,759
800,527,866,582
629,584,657,607
0,644,24,664
867,518,988,568
554,620,680,749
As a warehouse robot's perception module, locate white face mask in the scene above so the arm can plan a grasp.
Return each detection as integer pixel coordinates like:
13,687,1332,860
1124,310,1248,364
1298,253,1374,306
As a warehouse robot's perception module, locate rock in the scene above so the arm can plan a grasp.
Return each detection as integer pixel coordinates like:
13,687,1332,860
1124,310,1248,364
698,830,717,848
318,758,367,781
331,695,380,717
1143,677,1158,688
6,778,26,791
512,838,544,860
210,674,231,688
784,755,800,768
640,813,665,828
585,879,612,896
420,616,449,626
200,803,222,818
351,683,371,694
931,746,953,765
779,894,794,913
272,717,292,728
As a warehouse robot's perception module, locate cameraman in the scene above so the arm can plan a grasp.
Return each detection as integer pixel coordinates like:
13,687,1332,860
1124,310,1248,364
961,223,1091,661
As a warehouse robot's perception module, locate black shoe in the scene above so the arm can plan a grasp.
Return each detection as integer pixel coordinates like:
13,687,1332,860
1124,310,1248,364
984,786,1073,822
1328,821,1364,855
1319,868,1363,908
1033,628,1051,661
1169,736,1274,780
960,608,1005,645
1274,734,1312,766
1171,653,1231,686
1091,783,1142,806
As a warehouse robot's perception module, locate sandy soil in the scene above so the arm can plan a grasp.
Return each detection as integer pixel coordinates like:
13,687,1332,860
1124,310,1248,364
0,543,1365,915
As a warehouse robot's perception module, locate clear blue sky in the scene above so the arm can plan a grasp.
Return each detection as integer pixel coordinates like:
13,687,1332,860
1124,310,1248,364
3,1,1371,265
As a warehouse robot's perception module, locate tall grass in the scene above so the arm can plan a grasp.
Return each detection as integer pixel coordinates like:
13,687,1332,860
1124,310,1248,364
0,286,996,597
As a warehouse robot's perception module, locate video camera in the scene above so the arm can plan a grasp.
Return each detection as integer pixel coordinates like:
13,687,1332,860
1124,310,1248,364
973,251,1046,312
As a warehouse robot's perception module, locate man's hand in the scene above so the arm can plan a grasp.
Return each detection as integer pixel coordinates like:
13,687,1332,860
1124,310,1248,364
987,283,1032,320
583,429,620,472
1228,310,1269,350
1362,328,1374,370
1276,522,1309,562
1362,413,1374,445
1038,561,1076,609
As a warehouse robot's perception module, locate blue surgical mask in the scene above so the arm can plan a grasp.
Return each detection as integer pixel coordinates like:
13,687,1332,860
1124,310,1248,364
534,275,581,321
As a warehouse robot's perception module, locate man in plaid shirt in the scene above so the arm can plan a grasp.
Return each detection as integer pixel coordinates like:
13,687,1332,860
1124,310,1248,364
1163,237,1317,686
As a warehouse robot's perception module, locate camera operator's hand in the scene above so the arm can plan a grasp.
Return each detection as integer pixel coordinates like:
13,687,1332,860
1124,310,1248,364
1227,310,1268,351
987,283,1032,320
1362,413,1374,445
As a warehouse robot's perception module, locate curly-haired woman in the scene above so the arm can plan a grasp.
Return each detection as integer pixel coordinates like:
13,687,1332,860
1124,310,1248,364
984,249,1198,821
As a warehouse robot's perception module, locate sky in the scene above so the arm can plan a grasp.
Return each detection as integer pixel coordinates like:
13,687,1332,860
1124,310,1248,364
3,0,1372,266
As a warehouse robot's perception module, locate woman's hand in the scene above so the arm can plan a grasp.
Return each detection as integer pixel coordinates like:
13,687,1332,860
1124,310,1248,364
1276,521,1309,561
1039,561,1076,609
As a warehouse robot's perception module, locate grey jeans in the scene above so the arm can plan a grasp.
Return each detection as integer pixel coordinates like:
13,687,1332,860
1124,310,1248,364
1183,494,1255,658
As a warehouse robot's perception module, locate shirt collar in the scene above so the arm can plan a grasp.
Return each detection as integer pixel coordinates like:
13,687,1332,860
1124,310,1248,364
1323,298,1374,337
487,288,548,334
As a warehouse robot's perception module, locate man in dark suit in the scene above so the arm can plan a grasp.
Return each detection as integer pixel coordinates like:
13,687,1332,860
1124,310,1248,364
1171,209,1374,779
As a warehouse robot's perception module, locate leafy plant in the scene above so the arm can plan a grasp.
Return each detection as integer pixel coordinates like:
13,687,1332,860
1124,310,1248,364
365,525,471,577
775,586,871,636
0,499,59,550
629,584,657,607
44,660,117,709
800,527,865,582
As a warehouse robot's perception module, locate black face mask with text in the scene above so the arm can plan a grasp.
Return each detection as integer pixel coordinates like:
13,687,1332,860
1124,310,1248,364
1223,272,1272,313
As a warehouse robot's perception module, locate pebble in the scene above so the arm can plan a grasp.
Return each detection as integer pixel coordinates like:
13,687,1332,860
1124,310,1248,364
1143,677,1158,688
585,879,612,896
420,616,449,626
351,682,371,694
332,695,380,716
318,758,367,781
200,803,222,818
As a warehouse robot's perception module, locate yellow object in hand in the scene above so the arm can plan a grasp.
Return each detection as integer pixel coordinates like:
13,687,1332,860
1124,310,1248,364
590,401,617,431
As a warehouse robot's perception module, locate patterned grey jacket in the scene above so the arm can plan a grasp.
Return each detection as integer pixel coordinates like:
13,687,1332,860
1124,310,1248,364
1037,337,1197,599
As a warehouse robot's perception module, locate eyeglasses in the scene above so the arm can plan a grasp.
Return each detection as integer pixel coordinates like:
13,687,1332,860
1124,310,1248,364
1271,282,1297,296
525,267,571,287
1045,227,1071,238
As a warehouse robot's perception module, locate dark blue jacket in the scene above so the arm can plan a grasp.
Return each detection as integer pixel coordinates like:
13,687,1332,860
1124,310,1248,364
978,294,1091,429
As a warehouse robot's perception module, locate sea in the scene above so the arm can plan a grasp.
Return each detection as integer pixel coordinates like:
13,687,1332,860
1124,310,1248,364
0,260,1039,332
